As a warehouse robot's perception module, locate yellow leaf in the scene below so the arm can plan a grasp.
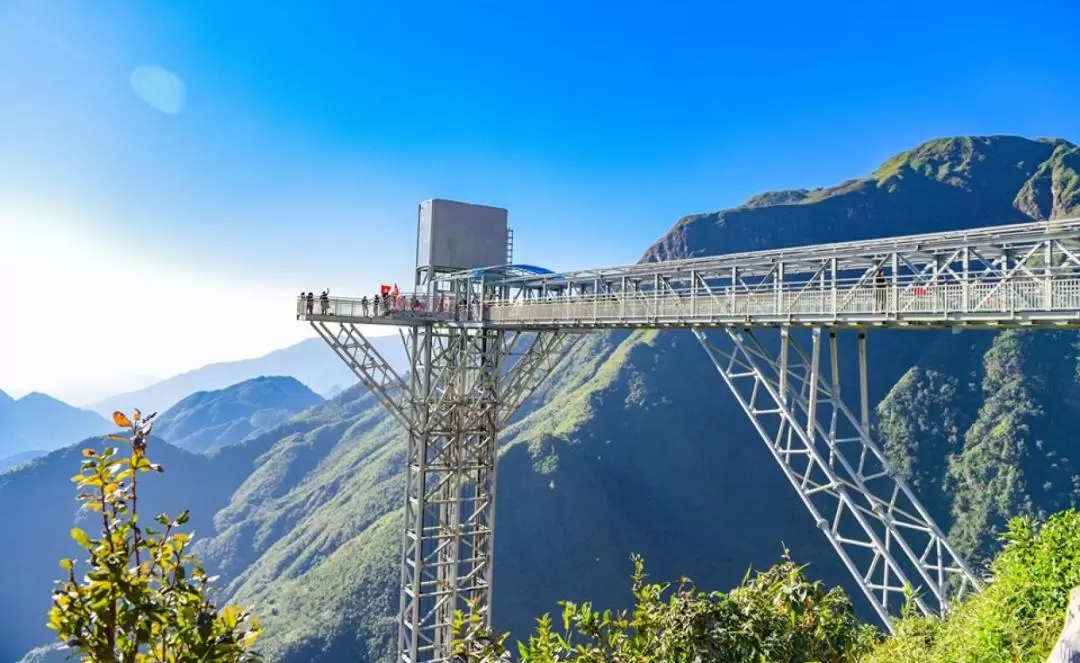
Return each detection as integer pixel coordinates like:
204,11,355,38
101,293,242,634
70,527,91,549
133,409,142,422
59,558,73,571
221,605,239,629
105,434,127,443
81,448,96,457
112,411,132,428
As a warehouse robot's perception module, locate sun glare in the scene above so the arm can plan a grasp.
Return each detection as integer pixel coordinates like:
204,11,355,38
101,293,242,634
0,209,310,399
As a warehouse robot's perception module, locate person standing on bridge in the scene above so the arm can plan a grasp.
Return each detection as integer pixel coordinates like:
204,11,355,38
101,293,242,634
874,267,887,313
305,292,314,316
361,296,370,316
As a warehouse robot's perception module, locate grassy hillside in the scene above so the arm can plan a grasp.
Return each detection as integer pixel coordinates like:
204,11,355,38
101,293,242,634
878,329,1080,564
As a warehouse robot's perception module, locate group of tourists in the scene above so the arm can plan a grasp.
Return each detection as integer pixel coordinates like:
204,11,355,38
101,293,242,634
298,290,331,317
296,283,491,321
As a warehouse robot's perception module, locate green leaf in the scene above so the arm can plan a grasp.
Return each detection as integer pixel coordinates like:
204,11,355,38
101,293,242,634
70,528,91,549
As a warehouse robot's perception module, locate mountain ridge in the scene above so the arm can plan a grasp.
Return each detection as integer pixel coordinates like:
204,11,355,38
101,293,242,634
87,336,405,418
154,375,324,454
0,390,110,457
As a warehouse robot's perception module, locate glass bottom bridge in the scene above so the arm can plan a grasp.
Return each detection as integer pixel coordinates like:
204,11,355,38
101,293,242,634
298,201,1080,663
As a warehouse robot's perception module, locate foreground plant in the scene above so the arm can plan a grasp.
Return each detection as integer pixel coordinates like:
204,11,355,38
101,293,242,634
453,552,876,662
48,409,261,662
865,509,1080,663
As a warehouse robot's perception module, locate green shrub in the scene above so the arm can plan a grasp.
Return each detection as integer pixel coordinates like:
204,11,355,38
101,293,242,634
47,410,262,662
454,552,877,662
864,509,1080,662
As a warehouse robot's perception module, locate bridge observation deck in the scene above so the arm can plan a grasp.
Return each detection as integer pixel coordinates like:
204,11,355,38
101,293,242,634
302,212,1080,661
299,217,1080,331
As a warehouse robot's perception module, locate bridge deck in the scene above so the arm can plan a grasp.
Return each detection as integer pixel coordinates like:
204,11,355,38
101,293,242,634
299,278,1080,330
298,218,1080,330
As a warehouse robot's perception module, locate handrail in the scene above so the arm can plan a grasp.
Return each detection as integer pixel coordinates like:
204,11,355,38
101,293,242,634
297,275,1080,328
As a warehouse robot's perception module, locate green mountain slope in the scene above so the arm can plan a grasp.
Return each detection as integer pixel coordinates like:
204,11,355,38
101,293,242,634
879,329,1080,563
154,375,324,453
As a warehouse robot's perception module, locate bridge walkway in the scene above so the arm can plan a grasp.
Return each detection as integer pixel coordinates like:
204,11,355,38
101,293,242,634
298,218,1080,331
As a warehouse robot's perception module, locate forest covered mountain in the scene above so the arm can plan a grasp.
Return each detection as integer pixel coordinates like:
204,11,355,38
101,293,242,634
4,135,1080,662
154,376,324,453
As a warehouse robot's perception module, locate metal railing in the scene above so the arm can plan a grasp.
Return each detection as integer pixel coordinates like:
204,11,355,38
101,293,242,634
297,276,1080,328
296,293,484,323
486,276,1080,326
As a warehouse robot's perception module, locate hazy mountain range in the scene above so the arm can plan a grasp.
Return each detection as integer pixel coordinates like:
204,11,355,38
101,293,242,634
0,335,404,471
0,390,109,461
86,334,406,417
2,135,1078,662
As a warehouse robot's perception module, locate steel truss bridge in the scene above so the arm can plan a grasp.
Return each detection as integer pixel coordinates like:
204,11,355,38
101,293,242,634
298,217,1080,663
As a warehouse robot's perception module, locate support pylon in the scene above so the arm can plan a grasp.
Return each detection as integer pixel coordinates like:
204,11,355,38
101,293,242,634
312,321,569,662
693,326,981,630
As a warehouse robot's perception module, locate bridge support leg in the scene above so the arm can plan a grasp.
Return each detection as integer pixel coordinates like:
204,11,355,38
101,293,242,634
400,325,503,662
312,322,570,662
693,326,980,631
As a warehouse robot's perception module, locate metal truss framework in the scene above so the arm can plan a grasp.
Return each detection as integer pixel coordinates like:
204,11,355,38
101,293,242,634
472,217,1080,329
310,321,570,663
297,218,1080,661
694,327,979,629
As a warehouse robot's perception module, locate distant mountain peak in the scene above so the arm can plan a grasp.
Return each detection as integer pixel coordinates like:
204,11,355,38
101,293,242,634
153,375,324,454
0,391,109,459
642,134,1079,265
87,335,407,418
17,391,63,405
870,135,1075,192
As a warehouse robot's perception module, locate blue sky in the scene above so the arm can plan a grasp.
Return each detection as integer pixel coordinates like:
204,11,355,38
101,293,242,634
1,0,1078,403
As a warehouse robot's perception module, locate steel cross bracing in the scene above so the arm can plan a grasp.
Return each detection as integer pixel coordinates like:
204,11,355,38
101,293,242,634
694,327,977,626
298,218,1080,661
309,321,570,663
